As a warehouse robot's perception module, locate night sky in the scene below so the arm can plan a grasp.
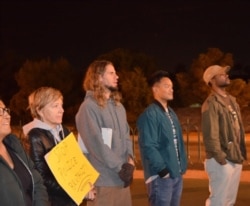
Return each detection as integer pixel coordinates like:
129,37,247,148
1,0,250,71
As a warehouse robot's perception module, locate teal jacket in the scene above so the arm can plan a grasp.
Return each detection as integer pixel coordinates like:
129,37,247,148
137,101,187,181
0,134,50,206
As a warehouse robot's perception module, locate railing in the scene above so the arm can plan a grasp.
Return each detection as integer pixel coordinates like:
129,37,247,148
131,119,250,169
130,126,138,166
181,118,202,164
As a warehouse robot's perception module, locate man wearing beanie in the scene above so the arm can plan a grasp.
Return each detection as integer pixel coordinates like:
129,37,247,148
201,65,247,206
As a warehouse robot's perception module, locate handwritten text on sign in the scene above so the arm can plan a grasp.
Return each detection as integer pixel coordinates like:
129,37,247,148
45,133,99,205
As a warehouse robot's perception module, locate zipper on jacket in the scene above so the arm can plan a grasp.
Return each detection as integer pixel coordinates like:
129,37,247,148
14,152,35,205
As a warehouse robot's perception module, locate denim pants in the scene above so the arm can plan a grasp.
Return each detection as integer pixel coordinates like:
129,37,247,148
204,158,242,206
146,176,183,206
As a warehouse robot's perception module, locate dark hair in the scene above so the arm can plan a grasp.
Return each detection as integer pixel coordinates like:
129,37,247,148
147,70,170,87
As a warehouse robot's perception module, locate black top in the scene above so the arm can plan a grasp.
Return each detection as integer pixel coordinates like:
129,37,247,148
8,148,32,206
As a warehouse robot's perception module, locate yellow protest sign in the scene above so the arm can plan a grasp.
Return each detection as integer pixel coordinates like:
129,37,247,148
45,132,99,205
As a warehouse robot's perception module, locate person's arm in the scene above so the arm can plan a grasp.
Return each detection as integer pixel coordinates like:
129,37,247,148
27,155,51,206
122,106,134,165
137,110,169,177
12,134,50,206
76,102,124,172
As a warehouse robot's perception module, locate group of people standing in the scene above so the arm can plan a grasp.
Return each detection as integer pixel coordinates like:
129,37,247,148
0,59,247,206
137,65,247,206
0,59,134,206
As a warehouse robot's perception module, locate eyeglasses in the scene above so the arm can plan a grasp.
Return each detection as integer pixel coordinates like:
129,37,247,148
0,107,10,116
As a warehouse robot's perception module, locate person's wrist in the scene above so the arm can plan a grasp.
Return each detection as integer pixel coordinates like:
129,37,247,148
128,155,135,166
163,173,170,178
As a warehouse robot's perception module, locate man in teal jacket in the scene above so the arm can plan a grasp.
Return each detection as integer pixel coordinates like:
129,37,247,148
137,70,187,206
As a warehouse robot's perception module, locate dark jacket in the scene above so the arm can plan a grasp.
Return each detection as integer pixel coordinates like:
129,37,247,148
0,134,50,206
27,126,76,206
202,92,247,164
137,101,187,181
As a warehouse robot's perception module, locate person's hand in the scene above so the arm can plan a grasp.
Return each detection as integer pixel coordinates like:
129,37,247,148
163,173,170,178
128,156,135,166
85,183,96,200
220,159,227,165
118,163,135,187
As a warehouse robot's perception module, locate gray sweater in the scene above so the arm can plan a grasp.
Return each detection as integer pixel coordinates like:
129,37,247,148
75,91,133,187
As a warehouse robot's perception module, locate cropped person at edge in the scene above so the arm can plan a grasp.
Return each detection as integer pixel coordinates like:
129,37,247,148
202,65,247,206
0,97,50,206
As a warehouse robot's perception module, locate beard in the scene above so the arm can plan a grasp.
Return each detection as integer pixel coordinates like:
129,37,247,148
218,80,230,88
105,85,118,92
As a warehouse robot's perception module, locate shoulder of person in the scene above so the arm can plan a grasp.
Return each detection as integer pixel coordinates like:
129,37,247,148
28,127,46,135
82,96,99,109
142,103,162,118
4,133,19,143
61,125,70,135
202,95,214,112
204,93,221,106
27,128,52,141
4,134,24,153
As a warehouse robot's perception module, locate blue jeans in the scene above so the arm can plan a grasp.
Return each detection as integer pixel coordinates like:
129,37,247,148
146,176,183,206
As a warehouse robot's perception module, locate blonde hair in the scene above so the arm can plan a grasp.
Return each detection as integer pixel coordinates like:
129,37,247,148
83,60,121,107
29,87,63,120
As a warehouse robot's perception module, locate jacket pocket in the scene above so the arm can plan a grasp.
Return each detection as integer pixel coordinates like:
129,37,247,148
226,141,243,163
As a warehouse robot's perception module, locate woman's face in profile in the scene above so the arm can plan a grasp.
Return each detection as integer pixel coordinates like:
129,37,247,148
38,98,64,128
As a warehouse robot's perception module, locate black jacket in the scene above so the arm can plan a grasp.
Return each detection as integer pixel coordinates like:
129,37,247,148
0,134,50,206
27,126,76,206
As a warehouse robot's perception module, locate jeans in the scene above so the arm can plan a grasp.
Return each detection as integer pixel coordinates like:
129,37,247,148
204,158,242,206
147,176,183,206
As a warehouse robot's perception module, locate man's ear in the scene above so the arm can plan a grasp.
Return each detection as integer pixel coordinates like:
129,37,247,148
152,85,157,93
209,77,216,86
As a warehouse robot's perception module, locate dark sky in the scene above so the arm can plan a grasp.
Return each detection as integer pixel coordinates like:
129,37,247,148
1,0,250,71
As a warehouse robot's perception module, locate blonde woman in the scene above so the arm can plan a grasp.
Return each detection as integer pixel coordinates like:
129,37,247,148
24,87,95,206
24,87,76,206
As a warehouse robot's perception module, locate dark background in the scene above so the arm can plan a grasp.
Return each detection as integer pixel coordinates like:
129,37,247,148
1,0,250,72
